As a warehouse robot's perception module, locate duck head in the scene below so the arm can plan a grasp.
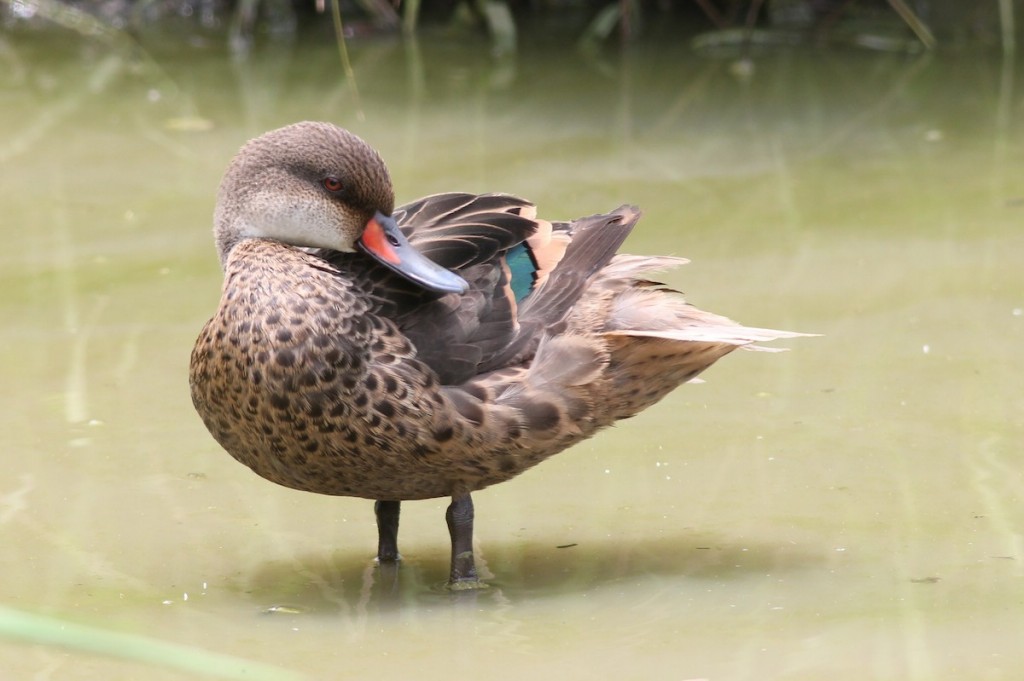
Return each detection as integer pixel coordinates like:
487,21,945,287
214,121,467,295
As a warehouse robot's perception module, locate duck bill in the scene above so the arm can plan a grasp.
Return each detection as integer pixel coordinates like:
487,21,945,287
357,212,468,295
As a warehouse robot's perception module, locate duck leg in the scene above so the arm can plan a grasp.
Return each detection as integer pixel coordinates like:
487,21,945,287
446,493,482,586
375,500,401,563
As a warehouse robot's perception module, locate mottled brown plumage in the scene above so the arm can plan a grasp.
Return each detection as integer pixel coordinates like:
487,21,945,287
189,121,808,586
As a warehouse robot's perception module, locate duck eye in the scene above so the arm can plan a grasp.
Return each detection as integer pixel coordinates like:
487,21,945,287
322,177,344,193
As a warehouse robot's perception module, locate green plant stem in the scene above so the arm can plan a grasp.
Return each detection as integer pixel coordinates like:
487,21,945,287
0,606,306,681
331,0,365,121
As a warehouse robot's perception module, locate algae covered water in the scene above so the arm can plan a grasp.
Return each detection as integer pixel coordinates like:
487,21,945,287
1,29,1022,680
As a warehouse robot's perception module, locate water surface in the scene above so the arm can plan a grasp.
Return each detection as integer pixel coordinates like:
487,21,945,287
2,28,1022,681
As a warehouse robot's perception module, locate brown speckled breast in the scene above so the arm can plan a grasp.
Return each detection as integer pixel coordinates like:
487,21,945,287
189,239,524,500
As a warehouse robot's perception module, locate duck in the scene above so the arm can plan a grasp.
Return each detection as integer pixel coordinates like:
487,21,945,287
189,121,807,588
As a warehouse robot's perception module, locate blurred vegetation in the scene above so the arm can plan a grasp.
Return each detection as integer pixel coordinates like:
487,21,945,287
0,0,1016,676
0,0,1017,55
0,605,307,680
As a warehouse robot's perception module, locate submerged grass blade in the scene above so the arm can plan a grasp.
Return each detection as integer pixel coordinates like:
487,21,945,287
402,0,421,35
998,0,1016,55
477,0,516,55
0,606,307,681
331,0,365,122
885,0,936,50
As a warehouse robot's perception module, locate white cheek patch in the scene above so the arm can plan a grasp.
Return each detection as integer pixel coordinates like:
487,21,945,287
241,190,356,252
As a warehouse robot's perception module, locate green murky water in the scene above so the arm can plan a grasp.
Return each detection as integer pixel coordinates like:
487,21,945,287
2,28,1022,680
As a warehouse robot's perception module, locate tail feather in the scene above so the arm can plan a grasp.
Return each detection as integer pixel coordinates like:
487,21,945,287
605,326,813,347
581,250,816,418
605,285,814,347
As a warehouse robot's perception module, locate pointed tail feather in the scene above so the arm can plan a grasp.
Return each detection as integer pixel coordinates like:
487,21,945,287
605,326,816,349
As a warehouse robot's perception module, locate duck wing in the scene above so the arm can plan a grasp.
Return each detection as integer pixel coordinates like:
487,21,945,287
318,194,638,386
395,192,538,269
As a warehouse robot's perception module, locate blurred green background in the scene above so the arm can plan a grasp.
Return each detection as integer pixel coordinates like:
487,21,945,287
2,1,1022,679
